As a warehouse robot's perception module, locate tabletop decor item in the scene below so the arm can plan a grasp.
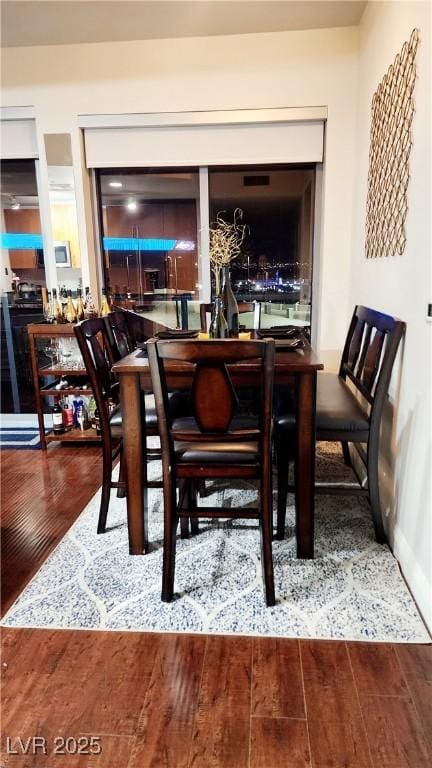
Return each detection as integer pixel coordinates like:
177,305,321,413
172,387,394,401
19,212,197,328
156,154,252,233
209,295,228,338
209,208,248,336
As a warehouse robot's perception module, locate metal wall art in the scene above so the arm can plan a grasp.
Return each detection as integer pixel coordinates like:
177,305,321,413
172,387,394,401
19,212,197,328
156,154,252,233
365,28,419,258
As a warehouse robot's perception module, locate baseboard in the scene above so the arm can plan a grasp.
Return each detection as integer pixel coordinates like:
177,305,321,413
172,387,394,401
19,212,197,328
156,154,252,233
393,525,432,635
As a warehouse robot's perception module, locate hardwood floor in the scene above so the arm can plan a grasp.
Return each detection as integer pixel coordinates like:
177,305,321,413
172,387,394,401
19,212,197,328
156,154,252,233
1,443,103,614
1,446,431,768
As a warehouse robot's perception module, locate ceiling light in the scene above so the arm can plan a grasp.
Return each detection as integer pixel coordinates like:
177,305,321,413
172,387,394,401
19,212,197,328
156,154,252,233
109,181,123,188
126,199,138,212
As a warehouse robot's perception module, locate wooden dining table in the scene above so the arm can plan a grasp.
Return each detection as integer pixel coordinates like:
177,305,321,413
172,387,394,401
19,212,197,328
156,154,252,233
112,337,323,559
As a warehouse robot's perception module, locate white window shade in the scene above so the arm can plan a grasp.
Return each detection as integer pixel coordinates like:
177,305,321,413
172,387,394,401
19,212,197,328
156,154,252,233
84,120,324,169
0,119,38,159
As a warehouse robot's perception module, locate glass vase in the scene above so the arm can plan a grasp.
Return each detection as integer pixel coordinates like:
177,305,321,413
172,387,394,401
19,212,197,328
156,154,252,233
221,265,239,337
209,296,228,339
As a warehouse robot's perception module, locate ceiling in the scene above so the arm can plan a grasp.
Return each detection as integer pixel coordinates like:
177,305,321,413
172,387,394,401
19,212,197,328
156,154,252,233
1,1,367,49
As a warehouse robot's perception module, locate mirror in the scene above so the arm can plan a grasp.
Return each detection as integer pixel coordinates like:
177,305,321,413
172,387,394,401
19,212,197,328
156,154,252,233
44,133,81,293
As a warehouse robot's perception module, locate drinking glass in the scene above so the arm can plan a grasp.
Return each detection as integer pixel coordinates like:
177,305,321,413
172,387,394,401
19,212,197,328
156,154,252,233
43,300,55,324
44,339,59,369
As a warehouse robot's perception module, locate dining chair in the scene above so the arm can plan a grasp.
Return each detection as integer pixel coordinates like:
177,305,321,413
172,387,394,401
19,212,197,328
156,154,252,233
106,307,167,361
104,309,134,361
74,317,161,534
274,305,406,543
147,337,276,606
199,301,261,332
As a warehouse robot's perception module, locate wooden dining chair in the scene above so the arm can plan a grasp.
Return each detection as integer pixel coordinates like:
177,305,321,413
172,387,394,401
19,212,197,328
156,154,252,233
106,308,167,361
199,301,261,332
147,337,276,606
74,317,161,534
274,305,406,543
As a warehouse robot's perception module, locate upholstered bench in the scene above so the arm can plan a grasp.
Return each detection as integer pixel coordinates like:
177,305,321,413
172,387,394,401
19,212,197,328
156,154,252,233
275,305,406,543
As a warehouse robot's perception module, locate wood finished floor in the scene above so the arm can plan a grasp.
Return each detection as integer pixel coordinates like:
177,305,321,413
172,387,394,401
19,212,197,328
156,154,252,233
1,445,431,768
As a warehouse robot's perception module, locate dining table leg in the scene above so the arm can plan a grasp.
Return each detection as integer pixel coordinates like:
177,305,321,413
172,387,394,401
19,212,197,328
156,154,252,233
120,372,148,555
294,371,317,558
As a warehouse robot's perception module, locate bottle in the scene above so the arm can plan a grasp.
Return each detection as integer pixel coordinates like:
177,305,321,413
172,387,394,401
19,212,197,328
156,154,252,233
77,404,88,431
209,296,228,339
84,287,97,319
62,397,74,429
221,265,239,337
43,291,53,323
99,287,111,317
60,285,68,315
87,395,97,420
52,402,64,434
93,408,101,435
65,290,77,323
75,288,85,321
72,398,84,426
51,288,64,323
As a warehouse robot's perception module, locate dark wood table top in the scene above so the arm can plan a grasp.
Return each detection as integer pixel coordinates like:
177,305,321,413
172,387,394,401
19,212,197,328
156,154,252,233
113,339,323,376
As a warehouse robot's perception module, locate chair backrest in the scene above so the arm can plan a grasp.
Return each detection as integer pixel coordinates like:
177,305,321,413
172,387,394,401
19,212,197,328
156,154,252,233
74,317,119,438
339,305,405,421
147,338,275,461
199,301,261,331
106,308,170,361
105,310,134,362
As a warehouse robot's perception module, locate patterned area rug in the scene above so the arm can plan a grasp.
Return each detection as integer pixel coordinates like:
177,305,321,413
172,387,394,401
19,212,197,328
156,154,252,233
0,427,42,449
2,445,429,642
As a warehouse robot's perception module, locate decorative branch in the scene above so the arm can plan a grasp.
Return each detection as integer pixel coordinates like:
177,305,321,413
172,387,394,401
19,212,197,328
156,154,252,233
209,208,248,295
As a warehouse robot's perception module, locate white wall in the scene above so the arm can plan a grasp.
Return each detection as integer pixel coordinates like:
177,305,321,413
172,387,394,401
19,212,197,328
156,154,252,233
352,1,431,628
1,25,359,362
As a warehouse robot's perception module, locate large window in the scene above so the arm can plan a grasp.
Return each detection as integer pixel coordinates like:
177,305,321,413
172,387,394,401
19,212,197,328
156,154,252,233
209,166,315,331
97,169,200,327
96,164,315,332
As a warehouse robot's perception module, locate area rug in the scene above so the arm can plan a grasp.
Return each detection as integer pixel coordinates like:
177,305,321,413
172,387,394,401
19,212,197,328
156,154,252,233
0,426,42,449
1,445,429,642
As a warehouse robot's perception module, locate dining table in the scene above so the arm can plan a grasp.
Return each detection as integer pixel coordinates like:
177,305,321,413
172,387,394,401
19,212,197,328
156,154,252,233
112,333,323,559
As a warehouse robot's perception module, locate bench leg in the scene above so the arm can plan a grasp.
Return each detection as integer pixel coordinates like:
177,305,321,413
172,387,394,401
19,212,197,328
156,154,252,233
162,481,177,602
276,434,291,540
341,441,351,467
367,439,387,544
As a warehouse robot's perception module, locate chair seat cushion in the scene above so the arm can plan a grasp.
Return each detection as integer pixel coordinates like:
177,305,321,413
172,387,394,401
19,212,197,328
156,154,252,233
109,405,122,428
174,440,258,464
316,372,369,432
172,415,258,433
109,404,158,429
275,373,369,434
274,413,296,431
172,415,259,463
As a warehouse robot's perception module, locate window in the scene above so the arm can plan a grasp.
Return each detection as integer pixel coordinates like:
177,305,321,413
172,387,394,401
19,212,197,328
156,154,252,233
96,164,316,332
209,166,315,332
97,168,200,326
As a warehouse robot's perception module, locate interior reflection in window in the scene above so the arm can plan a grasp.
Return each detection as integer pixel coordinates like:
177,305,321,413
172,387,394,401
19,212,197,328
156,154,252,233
97,169,200,326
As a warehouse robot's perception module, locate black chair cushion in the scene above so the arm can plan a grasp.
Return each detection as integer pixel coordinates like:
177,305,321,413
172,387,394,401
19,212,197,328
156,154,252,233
172,415,259,464
275,373,369,434
274,413,296,431
109,404,158,429
172,415,259,433
174,440,258,464
316,372,369,432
